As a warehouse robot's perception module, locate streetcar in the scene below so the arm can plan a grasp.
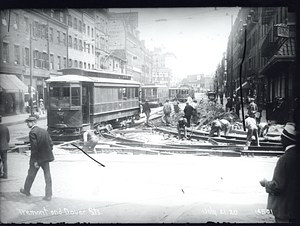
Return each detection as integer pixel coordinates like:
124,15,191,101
45,68,141,141
141,84,169,107
169,87,179,101
176,85,195,102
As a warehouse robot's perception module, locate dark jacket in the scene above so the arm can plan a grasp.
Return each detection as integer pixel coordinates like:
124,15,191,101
265,145,298,219
184,104,194,117
0,124,10,152
142,102,151,113
29,126,54,164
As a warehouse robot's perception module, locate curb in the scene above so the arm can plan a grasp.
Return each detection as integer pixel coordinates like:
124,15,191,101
3,116,47,127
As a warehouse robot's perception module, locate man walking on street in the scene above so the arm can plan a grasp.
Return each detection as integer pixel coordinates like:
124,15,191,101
260,122,298,223
20,116,54,201
0,115,10,179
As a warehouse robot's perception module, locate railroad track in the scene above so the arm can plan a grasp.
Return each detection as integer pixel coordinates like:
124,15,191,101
53,108,284,157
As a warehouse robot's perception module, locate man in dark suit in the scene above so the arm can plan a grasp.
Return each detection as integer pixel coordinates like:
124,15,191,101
260,122,298,223
0,115,10,179
20,116,54,201
183,102,194,127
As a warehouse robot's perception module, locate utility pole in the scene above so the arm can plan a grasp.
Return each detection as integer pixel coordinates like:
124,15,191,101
239,24,247,131
230,14,233,99
29,23,33,116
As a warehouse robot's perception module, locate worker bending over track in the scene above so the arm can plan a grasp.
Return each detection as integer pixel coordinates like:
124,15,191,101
209,119,231,137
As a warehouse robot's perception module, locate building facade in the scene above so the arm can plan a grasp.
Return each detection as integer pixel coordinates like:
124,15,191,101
225,7,296,124
1,9,68,115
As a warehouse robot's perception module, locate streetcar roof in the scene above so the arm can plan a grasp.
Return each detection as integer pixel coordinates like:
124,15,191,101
141,85,168,88
46,75,140,85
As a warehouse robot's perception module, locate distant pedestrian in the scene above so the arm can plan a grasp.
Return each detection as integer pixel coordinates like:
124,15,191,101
209,118,231,137
173,97,180,113
260,122,298,223
177,117,188,140
183,101,194,127
162,99,172,125
226,97,232,112
219,92,223,105
247,98,258,118
83,130,99,154
20,116,54,201
191,99,198,124
235,96,241,118
0,115,10,179
39,99,45,115
245,114,259,146
142,100,151,125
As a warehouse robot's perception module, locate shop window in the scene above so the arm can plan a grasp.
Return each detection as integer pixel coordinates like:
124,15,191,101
14,45,20,65
25,47,29,66
3,42,9,63
50,54,54,69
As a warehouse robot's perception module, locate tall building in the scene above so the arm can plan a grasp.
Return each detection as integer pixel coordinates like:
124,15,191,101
108,11,153,84
226,7,296,123
152,47,176,87
0,9,68,115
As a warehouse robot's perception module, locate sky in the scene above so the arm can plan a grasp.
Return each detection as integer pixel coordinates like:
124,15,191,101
109,7,241,79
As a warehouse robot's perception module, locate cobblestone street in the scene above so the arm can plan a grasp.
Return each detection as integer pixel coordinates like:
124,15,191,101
1,151,277,223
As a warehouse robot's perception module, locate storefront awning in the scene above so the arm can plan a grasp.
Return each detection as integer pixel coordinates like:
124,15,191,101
0,74,28,93
235,82,250,92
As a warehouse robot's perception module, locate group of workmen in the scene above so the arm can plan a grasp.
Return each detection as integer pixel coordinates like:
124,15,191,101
156,95,270,146
208,98,270,146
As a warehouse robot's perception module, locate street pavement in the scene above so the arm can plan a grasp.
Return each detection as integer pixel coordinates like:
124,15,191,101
1,150,277,223
1,94,274,223
2,112,47,127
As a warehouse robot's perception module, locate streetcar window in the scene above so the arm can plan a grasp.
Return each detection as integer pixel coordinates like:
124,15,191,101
71,87,80,106
135,88,139,98
49,87,70,108
122,88,127,100
118,88,123,100
153,88,157,96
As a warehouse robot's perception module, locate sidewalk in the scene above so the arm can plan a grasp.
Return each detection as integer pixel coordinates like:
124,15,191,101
2,112,47,127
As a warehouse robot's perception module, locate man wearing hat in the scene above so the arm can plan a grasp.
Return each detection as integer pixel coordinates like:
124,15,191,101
20,115,54,201
0,115,10,179
260,122,298,223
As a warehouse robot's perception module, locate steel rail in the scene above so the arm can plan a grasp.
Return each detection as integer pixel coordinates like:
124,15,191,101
155,127,282,147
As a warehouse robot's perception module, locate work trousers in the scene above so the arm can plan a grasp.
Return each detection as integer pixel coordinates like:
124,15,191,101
24,161,52,197
246,128,259,146
144,111,150,124
185,115,191,127
0,151,8,177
